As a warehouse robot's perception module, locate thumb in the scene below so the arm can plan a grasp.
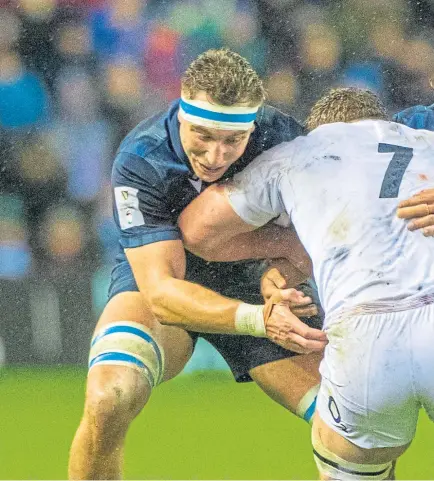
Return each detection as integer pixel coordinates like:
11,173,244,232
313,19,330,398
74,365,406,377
272,288,308,304
263,267,287,289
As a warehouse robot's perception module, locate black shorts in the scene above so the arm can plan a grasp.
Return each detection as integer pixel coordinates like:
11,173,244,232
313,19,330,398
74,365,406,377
108,255,323,382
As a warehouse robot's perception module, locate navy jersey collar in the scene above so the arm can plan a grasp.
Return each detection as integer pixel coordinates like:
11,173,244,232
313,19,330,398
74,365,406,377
167,99,191,168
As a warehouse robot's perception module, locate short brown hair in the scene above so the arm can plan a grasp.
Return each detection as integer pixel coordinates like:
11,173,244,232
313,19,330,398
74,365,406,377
181,48,266,107
305,87,388,131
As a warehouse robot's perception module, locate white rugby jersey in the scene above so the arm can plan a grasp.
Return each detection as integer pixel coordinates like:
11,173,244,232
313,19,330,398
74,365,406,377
227,120,434,318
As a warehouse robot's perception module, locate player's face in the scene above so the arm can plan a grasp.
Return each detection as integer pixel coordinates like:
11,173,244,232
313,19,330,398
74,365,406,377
178,96,254,182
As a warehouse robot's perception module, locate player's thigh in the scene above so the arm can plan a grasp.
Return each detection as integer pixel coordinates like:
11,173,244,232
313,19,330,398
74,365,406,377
94,291,194,382
249,352,322,411
411,302,434,423
318,312,419,450
313,413,410,465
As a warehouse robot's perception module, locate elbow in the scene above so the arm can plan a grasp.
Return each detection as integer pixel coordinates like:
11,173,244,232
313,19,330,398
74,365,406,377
181,230,217,261
143,287,173,325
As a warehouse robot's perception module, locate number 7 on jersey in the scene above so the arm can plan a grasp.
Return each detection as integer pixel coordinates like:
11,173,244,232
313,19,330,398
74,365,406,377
378,143,414,198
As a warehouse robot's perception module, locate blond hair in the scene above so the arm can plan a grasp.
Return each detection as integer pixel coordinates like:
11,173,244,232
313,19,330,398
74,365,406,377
181,48,266,107
305,87,388,131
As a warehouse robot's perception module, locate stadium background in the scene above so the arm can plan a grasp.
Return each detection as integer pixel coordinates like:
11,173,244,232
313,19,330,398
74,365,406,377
0,0,433,478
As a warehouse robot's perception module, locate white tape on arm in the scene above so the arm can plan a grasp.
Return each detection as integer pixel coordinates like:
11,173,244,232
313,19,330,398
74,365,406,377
234,303,266,337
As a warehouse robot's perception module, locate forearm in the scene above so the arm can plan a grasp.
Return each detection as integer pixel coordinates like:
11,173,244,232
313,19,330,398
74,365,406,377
191,223,310,273
148,278,264,335
192,223,285,261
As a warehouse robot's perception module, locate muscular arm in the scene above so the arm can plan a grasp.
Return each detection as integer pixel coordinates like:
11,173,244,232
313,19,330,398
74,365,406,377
116,153,326,350
126,239,326,352
178,184,311,274
126,239,242,333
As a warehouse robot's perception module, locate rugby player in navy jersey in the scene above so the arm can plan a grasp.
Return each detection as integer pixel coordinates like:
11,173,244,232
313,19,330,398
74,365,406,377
68,48,327,479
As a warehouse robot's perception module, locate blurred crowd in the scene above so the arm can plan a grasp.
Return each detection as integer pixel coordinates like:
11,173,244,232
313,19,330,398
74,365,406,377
0,0,433,364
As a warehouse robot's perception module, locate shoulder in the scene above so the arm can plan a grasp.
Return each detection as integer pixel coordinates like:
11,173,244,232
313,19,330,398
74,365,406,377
306,121,375,143
393,104,434,131
236,136,309,185
255,104,305,144
118,109,170,160
112,107,177,181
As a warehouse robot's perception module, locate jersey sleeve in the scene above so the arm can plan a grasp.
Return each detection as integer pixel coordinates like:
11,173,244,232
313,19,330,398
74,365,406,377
112,152,181,249
225,150,287,227
393,104,434,131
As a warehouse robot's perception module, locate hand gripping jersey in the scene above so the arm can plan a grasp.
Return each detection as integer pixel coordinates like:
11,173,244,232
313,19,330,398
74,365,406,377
227,120,434,321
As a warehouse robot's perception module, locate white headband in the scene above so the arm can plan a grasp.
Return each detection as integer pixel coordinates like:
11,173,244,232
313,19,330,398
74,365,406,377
179,96,259,130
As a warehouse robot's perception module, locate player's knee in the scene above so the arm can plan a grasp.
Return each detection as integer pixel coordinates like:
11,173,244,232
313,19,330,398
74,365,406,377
312,430,394,480
86,321,165,424
85,374,148,429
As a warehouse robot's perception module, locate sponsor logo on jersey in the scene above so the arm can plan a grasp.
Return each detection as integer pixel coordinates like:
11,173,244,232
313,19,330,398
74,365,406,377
114,186,145,230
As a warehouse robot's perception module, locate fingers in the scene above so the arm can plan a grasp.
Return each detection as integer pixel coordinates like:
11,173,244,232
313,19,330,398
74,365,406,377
261,267,287,301
284,333,327,353
398,190,434,209
291,304,319,317
396,190,434,233
421,225,434,237
267,324,327,354
407,214,434,231
266,306,327,353
295,321,328,342
271,288,311,305
397,203,434,219
264,267,287,289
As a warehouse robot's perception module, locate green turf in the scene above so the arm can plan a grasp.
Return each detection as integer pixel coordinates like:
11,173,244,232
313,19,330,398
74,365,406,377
0,367,432,479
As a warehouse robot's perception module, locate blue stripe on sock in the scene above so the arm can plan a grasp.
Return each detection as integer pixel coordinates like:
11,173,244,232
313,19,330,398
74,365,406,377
304,396,317,423
91,325,162,377
89,351,154,387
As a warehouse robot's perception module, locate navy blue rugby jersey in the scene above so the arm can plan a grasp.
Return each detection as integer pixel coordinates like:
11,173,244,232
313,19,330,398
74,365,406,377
111,99,304,264
393,104,434,131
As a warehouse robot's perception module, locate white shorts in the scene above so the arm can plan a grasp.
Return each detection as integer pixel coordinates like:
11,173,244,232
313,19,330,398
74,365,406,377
317,298,434,449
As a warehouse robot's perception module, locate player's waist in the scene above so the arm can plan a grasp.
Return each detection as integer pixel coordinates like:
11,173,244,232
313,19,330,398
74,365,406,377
326,289,434,324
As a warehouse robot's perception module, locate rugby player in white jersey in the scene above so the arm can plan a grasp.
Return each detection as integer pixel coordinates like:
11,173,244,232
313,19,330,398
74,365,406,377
179,88,434,479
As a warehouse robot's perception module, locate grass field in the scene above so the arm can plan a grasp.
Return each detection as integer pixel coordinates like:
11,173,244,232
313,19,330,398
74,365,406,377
0,367,433,479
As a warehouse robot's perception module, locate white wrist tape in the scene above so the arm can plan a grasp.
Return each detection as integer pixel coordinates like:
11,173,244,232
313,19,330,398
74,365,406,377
234,303,266,337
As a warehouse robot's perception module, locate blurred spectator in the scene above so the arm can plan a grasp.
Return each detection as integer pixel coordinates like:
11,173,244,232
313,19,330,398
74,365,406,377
0,194,32,280
1,0,434,366
0,49,51,130
54,17,97,72
48,67,114,204
13,132,67,234
16,0,62,89
89,0,147,61
265,68,299,111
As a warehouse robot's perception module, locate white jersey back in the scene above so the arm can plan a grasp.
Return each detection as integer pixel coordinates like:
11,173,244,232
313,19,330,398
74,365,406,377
228,120,434,318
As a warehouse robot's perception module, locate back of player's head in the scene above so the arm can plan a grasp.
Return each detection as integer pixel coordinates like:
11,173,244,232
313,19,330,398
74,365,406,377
305,87,388,131
181,48,266,107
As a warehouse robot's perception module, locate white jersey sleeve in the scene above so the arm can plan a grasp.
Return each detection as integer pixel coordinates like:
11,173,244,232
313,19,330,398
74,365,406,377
226,139,303,226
